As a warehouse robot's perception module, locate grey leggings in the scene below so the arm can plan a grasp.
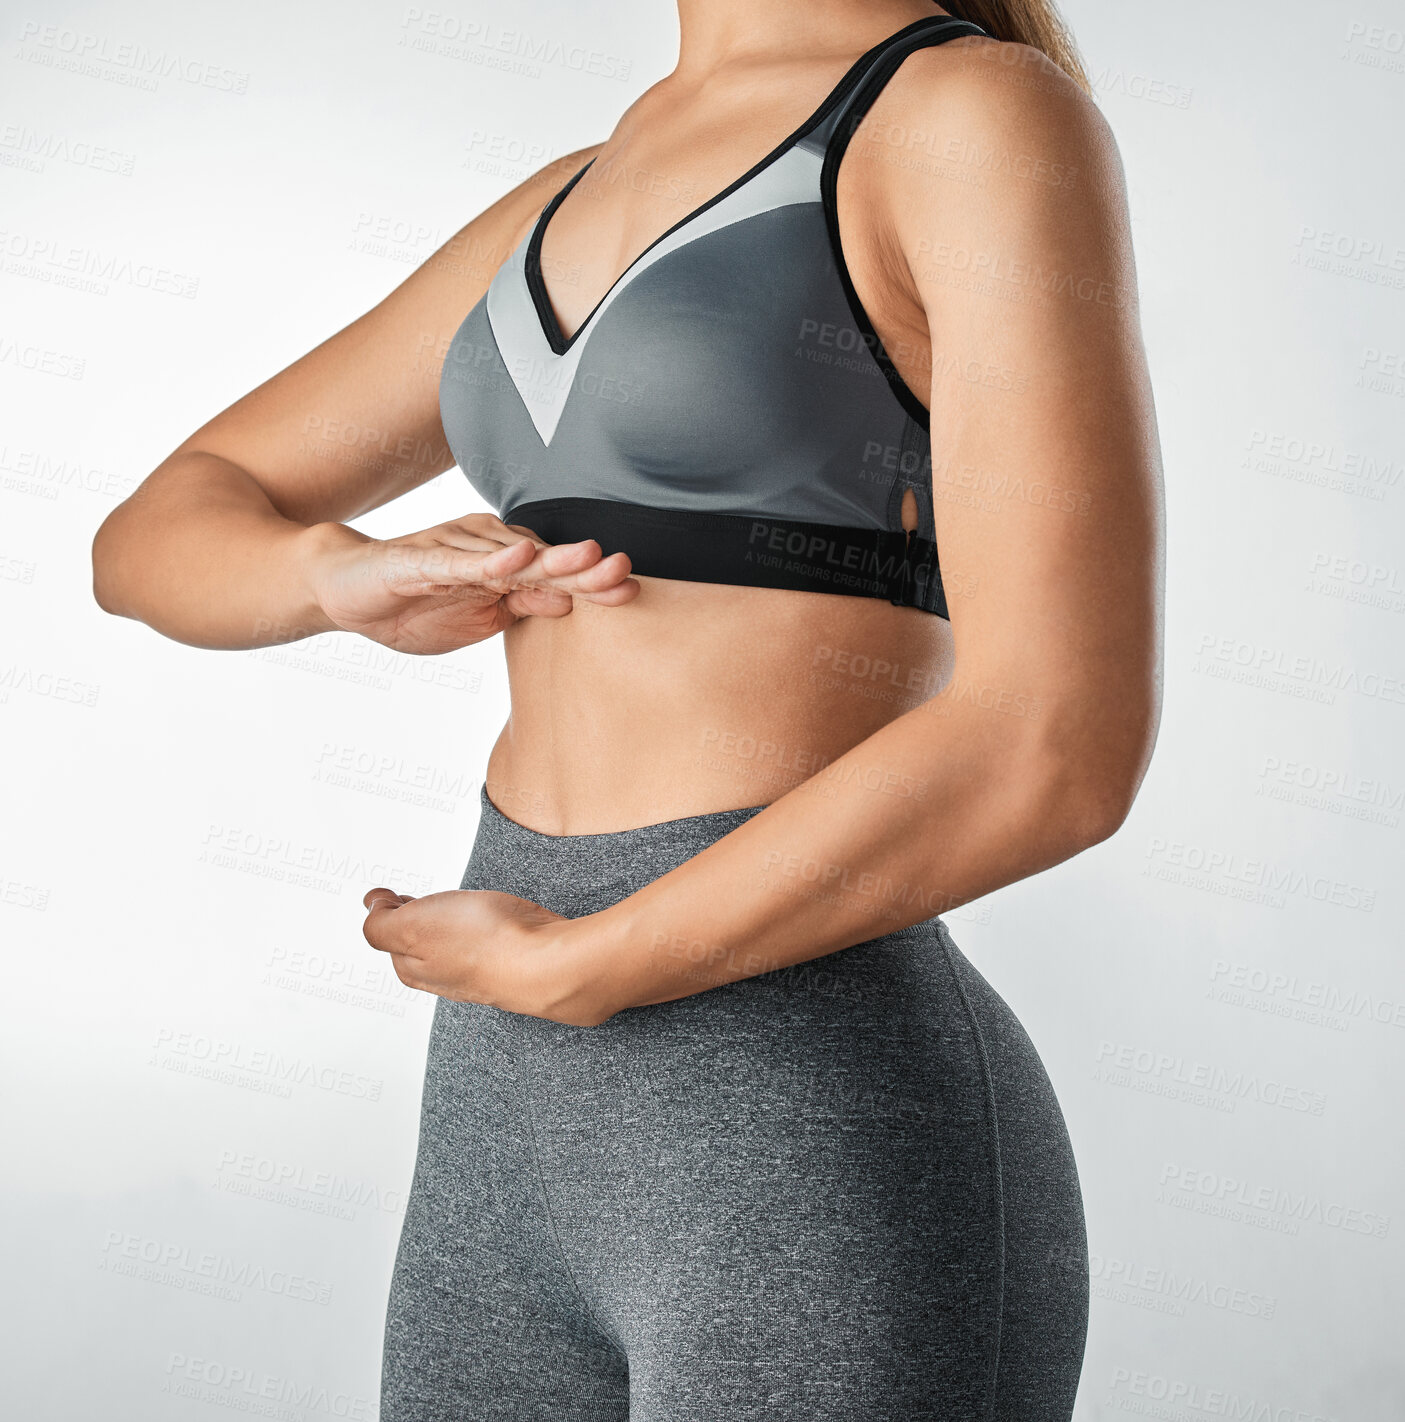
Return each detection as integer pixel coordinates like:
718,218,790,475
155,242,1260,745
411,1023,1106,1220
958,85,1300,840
379,787,1089,1420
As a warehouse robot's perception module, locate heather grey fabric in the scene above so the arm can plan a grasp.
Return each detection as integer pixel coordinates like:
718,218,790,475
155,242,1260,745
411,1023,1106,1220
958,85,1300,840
378,786,1089,1420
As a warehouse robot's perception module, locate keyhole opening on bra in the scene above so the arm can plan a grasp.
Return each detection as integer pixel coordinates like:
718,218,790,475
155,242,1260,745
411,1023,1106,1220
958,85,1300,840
900,486,919,534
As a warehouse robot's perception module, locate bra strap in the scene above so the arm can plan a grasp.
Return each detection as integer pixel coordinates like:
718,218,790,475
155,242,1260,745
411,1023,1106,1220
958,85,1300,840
813,13,987,435
806,14,988,153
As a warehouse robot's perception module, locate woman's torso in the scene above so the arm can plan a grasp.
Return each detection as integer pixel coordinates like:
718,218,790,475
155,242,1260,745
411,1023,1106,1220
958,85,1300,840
455,16,969,833
488,581,953,832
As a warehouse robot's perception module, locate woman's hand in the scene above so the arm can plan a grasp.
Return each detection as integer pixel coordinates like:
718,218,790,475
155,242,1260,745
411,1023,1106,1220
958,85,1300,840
308,513,640,655
360,884,612,1026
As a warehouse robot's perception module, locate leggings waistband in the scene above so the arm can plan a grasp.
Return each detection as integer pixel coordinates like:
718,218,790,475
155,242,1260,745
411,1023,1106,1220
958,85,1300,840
462,783,772,918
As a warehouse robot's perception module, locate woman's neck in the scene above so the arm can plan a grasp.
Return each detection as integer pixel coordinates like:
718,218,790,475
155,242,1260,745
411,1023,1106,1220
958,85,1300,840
670,0,947,78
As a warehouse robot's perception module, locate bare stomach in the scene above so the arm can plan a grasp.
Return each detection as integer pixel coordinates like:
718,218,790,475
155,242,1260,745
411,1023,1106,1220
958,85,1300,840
483,575,956,835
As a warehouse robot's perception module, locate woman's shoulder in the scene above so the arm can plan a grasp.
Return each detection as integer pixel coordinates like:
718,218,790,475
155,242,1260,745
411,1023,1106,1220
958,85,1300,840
842,34,1127,261
858,34,1118,193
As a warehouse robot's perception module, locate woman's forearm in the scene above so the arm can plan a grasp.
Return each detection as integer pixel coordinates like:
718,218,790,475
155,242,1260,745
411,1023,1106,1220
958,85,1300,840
552,673,1141,1022
92,450,365,649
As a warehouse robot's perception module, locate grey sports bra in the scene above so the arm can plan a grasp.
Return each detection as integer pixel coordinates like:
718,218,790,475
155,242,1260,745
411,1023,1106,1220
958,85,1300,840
439,13,987,619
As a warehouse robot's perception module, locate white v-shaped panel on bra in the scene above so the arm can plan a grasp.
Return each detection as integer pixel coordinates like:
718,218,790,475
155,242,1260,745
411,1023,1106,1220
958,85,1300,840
487,144,823,447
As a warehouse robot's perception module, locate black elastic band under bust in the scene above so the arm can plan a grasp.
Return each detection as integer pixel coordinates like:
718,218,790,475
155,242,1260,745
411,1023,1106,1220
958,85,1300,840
505,496,949,616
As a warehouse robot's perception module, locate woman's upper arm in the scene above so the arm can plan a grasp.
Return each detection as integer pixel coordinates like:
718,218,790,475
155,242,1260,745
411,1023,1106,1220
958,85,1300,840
163,146,602,528
862,42,1165,810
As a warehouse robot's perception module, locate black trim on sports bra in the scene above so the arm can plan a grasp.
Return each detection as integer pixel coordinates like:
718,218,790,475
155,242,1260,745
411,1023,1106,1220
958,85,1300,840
525,13,982,358
504,497,950,616
820,17,986,430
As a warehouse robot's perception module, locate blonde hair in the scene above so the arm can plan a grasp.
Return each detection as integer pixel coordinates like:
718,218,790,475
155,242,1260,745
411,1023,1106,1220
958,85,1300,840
942,1,1092,95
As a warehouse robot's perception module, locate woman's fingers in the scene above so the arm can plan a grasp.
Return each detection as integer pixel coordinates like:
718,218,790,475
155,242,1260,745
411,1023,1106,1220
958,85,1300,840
440,513,530,544
473,536,546,582
375,520,640,604
449,536,640,602
378,538,538,596
559,552,642,603
362,888,413,957
441,516,626,589
497,540,641,601
501,585,579,618
363,886,414,910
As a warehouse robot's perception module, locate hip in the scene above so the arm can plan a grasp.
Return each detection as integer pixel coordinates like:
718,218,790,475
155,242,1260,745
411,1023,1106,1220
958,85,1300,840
432,784,1066,1151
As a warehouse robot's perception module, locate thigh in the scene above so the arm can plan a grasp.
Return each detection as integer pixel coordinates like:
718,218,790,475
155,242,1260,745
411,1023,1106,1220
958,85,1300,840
379,998,629,1422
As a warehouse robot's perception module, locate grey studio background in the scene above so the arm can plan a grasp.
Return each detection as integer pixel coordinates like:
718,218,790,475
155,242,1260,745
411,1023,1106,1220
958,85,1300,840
2,0,1402,1417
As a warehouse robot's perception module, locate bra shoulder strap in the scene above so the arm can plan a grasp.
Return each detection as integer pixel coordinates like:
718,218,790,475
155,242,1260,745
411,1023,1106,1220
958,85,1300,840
800,14,988,157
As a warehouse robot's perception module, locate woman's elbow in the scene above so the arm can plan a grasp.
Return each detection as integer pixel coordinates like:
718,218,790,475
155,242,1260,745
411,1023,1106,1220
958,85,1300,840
1065,769,1144,848
1074,730,1159,848
91,511,128,616
91,499,148,618
1029,697,1160,852
92,469,179,618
